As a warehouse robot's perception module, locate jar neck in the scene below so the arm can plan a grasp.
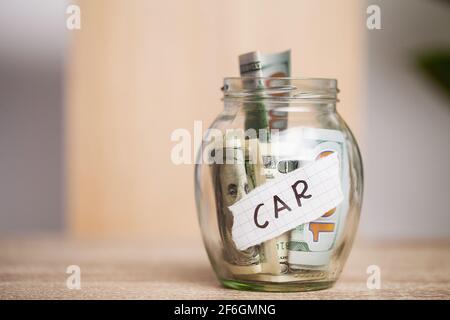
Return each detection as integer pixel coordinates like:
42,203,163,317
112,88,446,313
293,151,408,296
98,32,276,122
223,99,337,114
222,77,339,114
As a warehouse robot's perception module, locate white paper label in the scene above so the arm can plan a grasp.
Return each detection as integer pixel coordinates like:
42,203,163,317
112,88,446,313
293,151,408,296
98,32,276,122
230,153,343,251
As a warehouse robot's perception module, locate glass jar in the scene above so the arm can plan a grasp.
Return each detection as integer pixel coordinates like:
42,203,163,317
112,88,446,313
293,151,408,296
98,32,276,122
195,77,363,292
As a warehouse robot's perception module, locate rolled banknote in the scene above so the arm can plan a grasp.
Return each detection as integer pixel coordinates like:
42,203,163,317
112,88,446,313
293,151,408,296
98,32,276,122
239,50,291,132
239,50,291,88
243,139,296,275
288,128,350,270
213,136,261,274
258,143,297,275
239,50,292,275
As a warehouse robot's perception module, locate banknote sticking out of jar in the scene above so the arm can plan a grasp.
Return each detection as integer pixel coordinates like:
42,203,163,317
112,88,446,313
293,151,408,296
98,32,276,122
195,51,363,292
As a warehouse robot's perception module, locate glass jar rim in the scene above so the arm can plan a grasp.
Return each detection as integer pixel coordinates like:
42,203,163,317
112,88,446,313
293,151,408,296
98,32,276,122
222,77,339,103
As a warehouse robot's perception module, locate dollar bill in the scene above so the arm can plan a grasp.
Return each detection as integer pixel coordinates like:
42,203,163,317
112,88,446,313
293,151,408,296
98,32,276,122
257,145,290,274
259,234,290,274
239,50,291,133
287,128,350,270
212,136,261,274
238,136,287,275
243,138,266,191
259,144,313,275
239,50,292,275
239,50,291,90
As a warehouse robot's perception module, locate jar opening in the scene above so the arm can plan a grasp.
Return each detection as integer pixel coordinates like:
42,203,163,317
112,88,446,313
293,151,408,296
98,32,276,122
222,77,339,103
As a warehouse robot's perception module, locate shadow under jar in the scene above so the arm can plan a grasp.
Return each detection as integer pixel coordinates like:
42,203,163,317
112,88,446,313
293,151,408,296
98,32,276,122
195,77,363,292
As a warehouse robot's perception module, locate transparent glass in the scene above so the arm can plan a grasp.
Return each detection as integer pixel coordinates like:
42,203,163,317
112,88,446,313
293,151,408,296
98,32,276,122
195,78,363,292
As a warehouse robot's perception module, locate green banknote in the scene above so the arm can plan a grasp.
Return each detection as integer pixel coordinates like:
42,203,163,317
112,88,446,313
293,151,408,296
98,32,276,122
239,50,291,133
239,50,292,275
286,128,350,270
213,136,261,274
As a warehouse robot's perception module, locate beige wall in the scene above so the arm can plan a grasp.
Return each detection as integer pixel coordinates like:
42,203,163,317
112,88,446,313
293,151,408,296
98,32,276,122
67,0,364,239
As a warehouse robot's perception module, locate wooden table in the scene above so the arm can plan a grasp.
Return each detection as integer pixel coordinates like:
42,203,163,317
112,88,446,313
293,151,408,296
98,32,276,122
0,235,449,299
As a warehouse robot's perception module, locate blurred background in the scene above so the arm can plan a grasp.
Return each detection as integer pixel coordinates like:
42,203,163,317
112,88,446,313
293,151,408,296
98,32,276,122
0,0,449,242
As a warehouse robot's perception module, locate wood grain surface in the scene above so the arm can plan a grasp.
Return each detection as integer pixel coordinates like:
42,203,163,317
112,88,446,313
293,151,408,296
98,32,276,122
0,235,448,299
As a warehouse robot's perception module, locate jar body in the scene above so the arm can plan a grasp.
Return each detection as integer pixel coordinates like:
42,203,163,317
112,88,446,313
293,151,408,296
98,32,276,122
195,83,363,292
